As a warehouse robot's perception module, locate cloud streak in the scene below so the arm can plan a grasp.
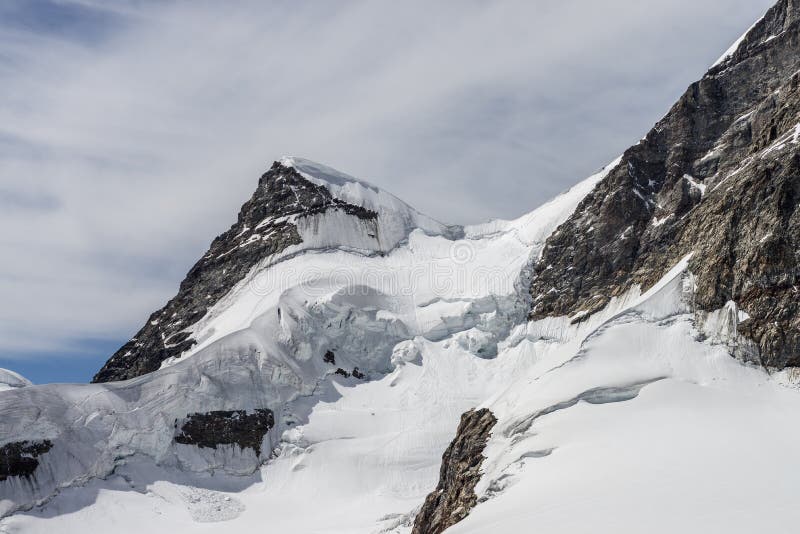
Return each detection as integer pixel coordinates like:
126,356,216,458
0,0,775,366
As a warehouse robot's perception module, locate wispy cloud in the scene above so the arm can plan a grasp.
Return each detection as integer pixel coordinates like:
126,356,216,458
0,0,774,362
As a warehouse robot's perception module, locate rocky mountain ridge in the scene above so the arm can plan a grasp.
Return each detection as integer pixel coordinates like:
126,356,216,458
1,2,799,533
529,0,800,369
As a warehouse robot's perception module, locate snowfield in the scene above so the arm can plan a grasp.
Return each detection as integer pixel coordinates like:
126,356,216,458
1,158,799,534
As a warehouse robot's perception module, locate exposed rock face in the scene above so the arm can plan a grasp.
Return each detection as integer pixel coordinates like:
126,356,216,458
0,440,53,481
94,162,377,382
174,409,274,456
530,0,800,368
412,408,497,534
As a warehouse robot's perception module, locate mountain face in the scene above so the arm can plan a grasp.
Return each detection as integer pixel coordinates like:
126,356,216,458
93,161,377,382
2,3,800,533
94,158,450,382
530,0,800,369
0,152,601,526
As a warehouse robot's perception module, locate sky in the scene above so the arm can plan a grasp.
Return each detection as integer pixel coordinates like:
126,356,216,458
0,0,776,384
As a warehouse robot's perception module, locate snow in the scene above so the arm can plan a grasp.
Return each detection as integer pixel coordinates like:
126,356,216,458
3,159,800,533
175,157,621,360
456,374,800,534
684,174,706,196
464,156,621,245
281,156,453,245
651,214,672,227
451,255,800,534
0,368,31,391
712,30,749,68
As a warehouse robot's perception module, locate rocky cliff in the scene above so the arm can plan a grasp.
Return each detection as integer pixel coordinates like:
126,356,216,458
529,0,800,369
411,409,497,534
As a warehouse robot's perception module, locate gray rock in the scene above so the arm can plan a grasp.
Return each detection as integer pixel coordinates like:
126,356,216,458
0,440,53,481
530,0,800,368
411,408,496,534
174,409,274,456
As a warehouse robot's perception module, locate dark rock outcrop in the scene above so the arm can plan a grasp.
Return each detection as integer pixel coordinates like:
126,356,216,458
174,409,274,456
94,162,377,382
412,408,496,534
332,367,366,379
529,0,800,368
0,440,53,481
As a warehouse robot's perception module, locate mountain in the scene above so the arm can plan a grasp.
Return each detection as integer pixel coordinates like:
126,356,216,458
93,157,453,382
1,2,800,533
529,0,800,369
0,154,614,529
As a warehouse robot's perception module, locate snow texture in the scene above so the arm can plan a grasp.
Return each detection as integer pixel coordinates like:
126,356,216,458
0,369,31,392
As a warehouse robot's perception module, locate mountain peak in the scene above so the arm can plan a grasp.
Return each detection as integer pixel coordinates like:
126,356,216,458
279,156,381,193
277,156,454,238
94,158,450,382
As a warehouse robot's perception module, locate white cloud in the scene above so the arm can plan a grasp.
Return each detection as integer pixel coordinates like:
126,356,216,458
0,0,775,355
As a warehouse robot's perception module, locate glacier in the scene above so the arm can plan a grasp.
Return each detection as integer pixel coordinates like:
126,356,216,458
1,153,799,534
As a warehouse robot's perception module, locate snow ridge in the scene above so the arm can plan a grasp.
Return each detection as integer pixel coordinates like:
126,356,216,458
0,369,31,392
281,156,456,242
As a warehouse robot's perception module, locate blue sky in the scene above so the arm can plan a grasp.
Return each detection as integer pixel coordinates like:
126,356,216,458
0,338,121,384
0,0,776,383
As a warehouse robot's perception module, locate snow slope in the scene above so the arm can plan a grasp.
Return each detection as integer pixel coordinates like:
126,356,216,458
454,257,800,534
0,369,31,392
2,157,799,534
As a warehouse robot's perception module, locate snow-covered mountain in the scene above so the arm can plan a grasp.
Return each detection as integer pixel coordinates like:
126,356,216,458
2,2,800,533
